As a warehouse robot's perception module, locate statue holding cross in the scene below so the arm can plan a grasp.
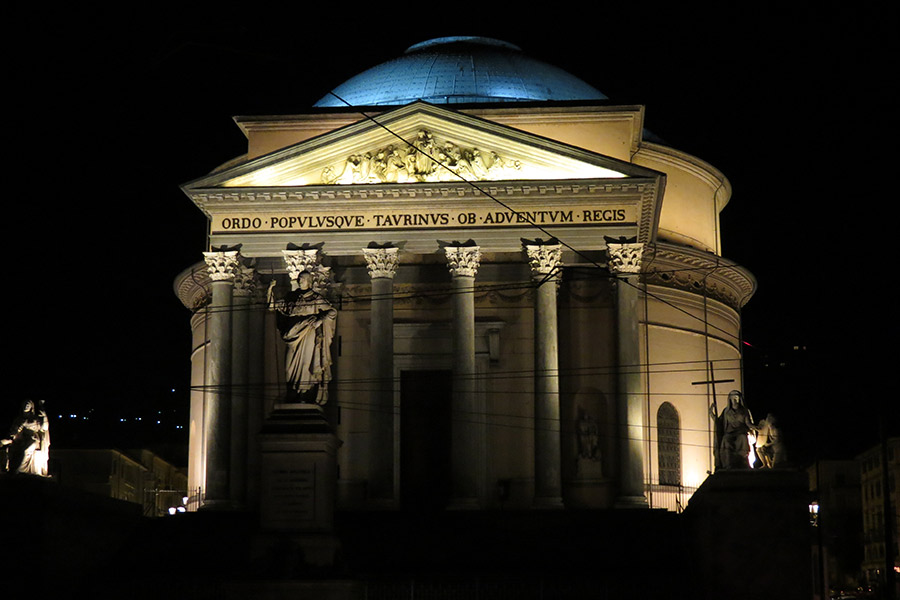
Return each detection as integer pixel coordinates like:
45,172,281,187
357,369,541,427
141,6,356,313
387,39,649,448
693,362,756,471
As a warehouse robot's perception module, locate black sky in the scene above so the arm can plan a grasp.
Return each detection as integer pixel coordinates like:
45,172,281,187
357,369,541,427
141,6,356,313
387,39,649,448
5,7,892,462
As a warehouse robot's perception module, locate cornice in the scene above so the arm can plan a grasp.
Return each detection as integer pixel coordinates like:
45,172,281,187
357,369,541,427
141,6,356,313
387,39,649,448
634,142,732,212
189,179,656,204
641,243,756,309
174,262,211,312
234,113,367,137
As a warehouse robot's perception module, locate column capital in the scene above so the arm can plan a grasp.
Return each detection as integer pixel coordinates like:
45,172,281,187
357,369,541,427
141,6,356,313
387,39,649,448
203,250,241,281
444,245,481,278
362,247,399,279
524,243,563,282
233,261,259,297
606,242,644,274
282,247,321,282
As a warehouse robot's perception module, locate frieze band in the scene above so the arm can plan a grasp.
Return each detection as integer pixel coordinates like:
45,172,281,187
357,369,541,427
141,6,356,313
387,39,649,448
212,205,635,234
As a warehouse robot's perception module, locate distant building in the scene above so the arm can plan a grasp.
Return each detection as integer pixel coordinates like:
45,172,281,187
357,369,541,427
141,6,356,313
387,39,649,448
808,460,863,596
52,448,188,516
857,437,899,592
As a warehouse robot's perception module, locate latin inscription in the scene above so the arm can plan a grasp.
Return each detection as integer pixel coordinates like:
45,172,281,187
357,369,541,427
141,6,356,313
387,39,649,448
263,465,315,527
213,206,634,233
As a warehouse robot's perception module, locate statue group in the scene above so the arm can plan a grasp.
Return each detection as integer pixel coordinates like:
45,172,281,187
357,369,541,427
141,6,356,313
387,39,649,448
710,390,783,470
2,399,50,476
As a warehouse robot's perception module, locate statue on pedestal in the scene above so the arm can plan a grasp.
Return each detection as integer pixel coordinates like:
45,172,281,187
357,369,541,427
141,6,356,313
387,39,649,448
268,269,337,405
3,399,50,476
755,413,784,468
710,390,756,470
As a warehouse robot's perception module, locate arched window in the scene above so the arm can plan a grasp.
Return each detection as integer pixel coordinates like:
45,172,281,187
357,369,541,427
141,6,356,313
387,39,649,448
657,402,681,486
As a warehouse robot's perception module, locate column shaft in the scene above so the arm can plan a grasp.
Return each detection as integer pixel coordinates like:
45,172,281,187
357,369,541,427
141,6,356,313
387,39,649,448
245,285,265,511
616,275,646,502
229,288,250,507
445,245,481,508
203,278,234,507
369,276,394,500
525,242,564,507
451,274,478,505
534,278,563,505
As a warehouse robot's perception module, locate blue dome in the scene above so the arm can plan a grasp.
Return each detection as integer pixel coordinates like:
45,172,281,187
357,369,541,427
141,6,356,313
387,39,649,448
314,36,607,107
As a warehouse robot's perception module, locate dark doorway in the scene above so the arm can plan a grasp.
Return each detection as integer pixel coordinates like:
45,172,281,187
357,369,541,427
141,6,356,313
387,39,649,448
400,369,452,511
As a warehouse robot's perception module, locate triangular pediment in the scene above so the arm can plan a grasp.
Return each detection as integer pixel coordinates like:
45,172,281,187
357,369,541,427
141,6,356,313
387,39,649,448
185,102,659,191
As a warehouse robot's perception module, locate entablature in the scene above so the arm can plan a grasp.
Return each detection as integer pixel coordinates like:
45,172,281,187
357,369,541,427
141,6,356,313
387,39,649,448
641,243,756,309
191,177,661,256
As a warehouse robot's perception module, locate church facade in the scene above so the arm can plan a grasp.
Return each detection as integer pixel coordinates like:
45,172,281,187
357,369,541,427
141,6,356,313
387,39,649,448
174,37,755,515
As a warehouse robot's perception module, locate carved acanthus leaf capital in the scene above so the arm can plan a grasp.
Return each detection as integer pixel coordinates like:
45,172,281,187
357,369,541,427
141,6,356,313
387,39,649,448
203,250,241,281
233,261,259,297
444,245,481,278
524,244,563,281
607,243,644,274
282,248,321,282
362,247,399,279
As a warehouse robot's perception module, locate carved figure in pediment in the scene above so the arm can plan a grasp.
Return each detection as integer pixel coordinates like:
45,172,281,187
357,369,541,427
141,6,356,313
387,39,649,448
370,148,388,181
322,165,338,185
385,147,407,182
321,130,522,185
439,141,475,180
488,151,521,175
470,148,489,178
411,130,436,180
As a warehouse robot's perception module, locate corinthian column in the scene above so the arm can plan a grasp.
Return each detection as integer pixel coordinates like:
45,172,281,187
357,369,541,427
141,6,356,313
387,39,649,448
363,246,399,502
201,248,241,509
229,260,256,507
524,241,564,508
444,244,481,508
607,240,648,508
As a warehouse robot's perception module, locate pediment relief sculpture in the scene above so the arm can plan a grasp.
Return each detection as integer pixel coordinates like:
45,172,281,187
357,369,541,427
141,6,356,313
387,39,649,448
321,129,521,185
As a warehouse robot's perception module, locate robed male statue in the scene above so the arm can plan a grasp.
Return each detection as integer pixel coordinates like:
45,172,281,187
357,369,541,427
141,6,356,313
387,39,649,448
268,268,337,405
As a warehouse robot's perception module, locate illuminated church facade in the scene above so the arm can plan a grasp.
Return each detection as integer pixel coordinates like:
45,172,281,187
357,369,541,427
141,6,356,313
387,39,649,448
174,37,755,515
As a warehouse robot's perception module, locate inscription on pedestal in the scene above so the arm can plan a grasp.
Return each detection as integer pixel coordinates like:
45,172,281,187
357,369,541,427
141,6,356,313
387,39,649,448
261,455,320,530
271,464,315,522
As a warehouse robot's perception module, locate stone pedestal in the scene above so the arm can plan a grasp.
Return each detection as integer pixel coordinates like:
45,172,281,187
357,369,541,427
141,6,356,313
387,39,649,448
684,470,811,600
257,403,341,566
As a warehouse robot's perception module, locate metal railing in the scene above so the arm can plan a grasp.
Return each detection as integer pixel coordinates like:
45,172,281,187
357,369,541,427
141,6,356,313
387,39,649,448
645,483,697,513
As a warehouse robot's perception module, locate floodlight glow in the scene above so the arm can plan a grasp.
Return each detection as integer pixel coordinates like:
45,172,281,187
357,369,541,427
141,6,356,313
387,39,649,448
747,433,757,468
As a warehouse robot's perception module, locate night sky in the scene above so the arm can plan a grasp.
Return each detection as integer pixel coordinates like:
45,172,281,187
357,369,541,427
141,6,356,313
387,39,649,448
5,7,891,465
